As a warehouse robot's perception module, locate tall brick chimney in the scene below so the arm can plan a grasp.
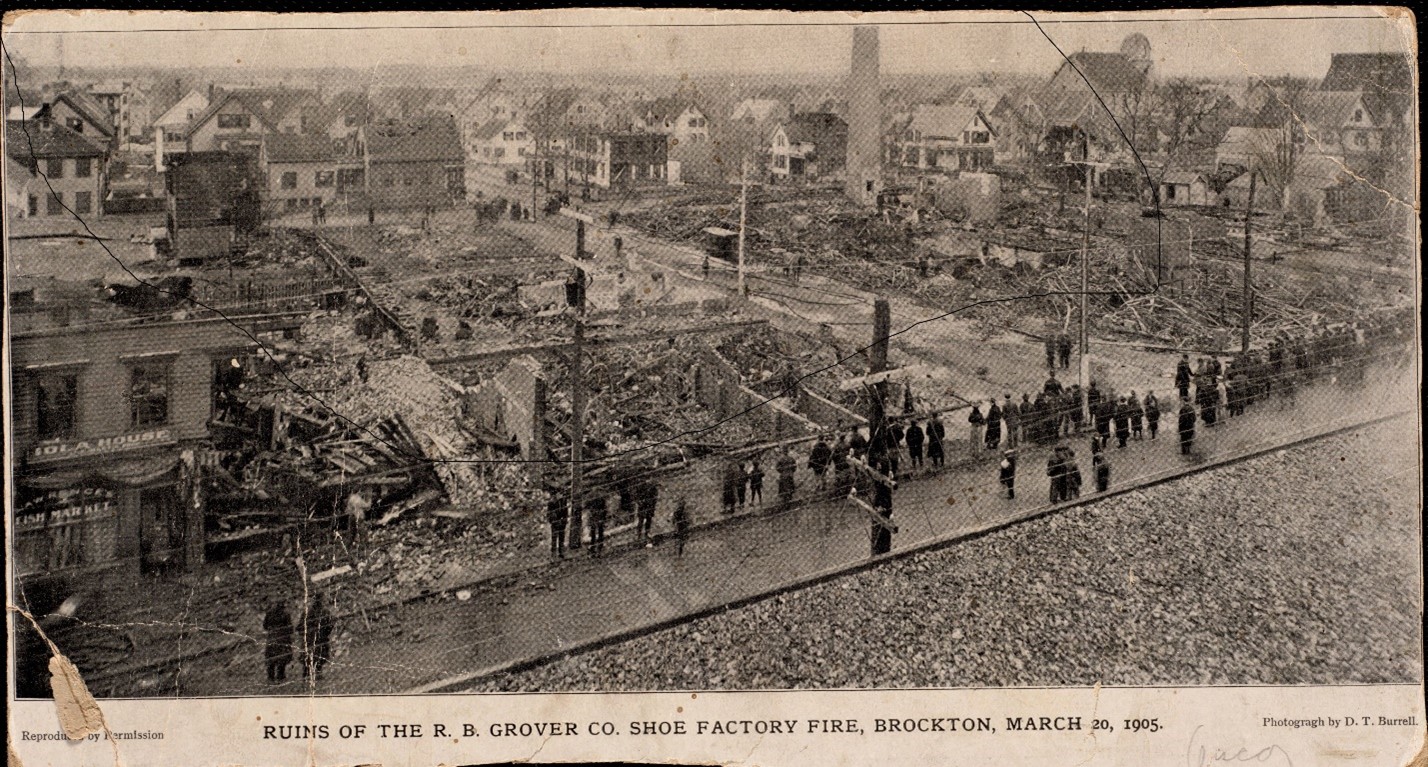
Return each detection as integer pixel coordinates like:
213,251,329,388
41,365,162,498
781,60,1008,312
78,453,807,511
845,25,882,208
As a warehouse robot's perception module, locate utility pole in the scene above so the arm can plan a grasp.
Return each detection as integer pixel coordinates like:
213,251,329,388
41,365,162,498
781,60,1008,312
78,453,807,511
1078,155,1092,423
737,154,748,297
566,217,588,552
1241,170,1257,354
853,297,897,557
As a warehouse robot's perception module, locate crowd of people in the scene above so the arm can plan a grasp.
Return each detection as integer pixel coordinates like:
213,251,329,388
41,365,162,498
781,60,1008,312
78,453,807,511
537,305,1413,561
262,592,335,684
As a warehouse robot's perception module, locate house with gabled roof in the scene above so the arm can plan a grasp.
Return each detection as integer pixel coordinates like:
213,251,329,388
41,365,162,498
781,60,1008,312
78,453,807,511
769,112,847,181
6,119,107,218
632,97,709,144
467,117,533,166
895,104,996,172
361,115,465,210
260,133,362,214
183,88,319,154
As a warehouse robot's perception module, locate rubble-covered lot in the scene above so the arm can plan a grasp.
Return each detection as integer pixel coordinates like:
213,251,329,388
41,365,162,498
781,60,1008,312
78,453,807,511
483,416,1421,691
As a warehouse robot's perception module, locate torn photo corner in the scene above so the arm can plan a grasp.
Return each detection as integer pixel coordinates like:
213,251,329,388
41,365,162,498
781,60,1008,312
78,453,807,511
4,6,1422,766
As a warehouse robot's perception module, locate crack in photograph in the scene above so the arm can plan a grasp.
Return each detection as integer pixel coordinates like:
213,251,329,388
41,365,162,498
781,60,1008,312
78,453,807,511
4,8,1419,719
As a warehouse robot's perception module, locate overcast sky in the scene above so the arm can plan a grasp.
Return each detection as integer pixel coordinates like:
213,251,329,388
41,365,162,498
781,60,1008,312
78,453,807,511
2,9,1415,80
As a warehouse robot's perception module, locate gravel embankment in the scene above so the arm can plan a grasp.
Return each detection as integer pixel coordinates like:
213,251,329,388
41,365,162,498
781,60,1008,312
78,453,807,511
484,416,1422,690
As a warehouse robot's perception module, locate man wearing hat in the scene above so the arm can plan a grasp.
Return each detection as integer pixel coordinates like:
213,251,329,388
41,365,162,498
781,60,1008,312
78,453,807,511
998,449,1018,500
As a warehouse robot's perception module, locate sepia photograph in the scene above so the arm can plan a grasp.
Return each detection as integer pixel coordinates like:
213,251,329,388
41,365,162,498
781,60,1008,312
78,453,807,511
3,7,1421,765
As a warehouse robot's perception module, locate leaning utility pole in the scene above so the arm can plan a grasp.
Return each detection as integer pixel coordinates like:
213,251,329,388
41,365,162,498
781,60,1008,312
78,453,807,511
1241,170,1257,354
737,154,749,297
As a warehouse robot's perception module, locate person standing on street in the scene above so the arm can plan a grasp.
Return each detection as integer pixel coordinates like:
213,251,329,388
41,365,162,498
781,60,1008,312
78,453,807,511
735,460,749,509
586,491,609,555
747,460,765,508
1046,447,1067,503
1176,354,1193,399
905,420,925,472
1057,332,1072,370
263,598,293,684
1063,445,1083,499
809,437,832,490
721,460,740,515
1045,335,1057,369
968,404,985,458
1178,397,1198,455
1094,451,1111,492
546,489,568,559
850,428,869,461
1129,390,1145,440
1002,394,1020,448
671,495,691,557
984,399,1002,452
1113,396,1132,449
999,449,1017,499
1144,392,1161,439
636,479,659,544
927,414,946,470
776,449,798,512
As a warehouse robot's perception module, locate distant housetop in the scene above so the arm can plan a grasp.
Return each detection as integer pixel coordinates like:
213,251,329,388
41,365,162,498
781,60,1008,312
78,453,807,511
185,88,315,137
905,105,991,140
1051,50,1153,96
366,115,463,163
5,119,107,160
783,111,848,146
263,133,343,163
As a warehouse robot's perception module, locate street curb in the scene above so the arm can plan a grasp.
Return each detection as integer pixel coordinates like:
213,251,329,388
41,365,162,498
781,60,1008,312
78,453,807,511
410,407,1414,693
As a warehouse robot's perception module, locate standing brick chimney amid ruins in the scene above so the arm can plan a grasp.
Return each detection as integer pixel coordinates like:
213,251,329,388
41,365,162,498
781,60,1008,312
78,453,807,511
845,25,882,208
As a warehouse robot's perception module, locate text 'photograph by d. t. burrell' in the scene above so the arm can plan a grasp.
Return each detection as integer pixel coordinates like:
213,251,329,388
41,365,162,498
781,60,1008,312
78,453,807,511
4,7,1422,767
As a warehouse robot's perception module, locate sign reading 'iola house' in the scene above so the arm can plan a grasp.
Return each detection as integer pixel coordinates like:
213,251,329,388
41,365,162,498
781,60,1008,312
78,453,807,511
29,428,176,465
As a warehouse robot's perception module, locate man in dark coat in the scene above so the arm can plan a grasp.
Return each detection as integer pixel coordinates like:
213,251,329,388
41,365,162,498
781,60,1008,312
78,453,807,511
967,405,985,457
775,449,798,511
586,492,609,555
1046,447,1067,503
1093,394,1114,449
1178,397,1198,455
671,496,691,557
1129,390,1145,439
998,449,1017,499
1056,332,1072,370
1064,445,1083,499
1043,370,1064,398
1113,396,1132,448
302,594,334,681
926,414,946,469
1067,385,1084,434
263,599,294,683
1175,354,1193,398
984,400,1002,451
904,421,925,471
1094,452,1111,492
546,490,568,558
1018,394,1034,444
721,461,740,515
809,438,833,490
1002,394,1020,448
635,480,659,542
1144,392,1161,439
1044,335,1057,369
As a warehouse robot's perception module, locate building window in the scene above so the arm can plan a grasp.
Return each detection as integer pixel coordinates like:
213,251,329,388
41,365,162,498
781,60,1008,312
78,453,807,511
494,147,505,158
65,117,84,134
45,158,64,179
1353,132,1367,148
503,132,513,141
382,174,395,187
280,171,298,189
46,192,64,216
75,158,93,178
28,195,38,216
774,155,787,169
74,191,92,214
514,132,526,141
35,373,78,440
217,113,251,130
129,364,170,427
1165,184,1177,201
164,131,184,143
314,170,334,187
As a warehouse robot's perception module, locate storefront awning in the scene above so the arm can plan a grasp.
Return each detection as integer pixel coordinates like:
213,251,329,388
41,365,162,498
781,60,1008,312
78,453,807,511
20,452,181,490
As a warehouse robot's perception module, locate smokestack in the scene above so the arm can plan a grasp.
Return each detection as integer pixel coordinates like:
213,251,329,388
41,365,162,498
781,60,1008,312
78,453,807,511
845,26,882,208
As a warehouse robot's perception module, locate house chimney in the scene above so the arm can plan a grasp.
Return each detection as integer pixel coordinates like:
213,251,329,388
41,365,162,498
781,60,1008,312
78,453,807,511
845,25,882,208
208,83,215,102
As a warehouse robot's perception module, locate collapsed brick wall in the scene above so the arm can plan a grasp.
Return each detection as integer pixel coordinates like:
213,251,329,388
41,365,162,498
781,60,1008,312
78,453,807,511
465,354,546,459
692,346,818,443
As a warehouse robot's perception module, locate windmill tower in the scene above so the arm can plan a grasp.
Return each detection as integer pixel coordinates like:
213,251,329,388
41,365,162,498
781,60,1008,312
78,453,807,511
845,26,882,208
